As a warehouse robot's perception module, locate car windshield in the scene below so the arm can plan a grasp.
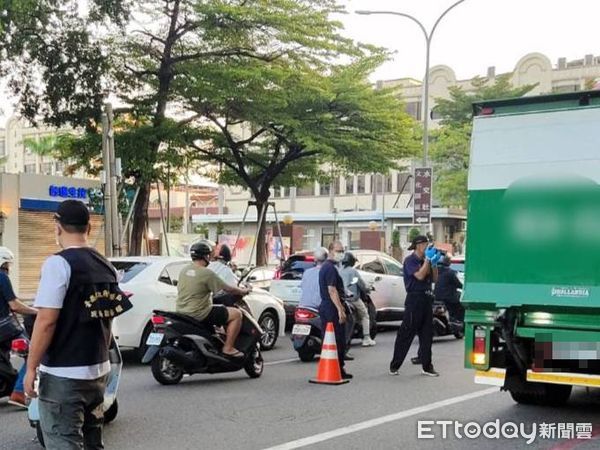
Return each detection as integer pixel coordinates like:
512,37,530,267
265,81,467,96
280,259,315,279
112,261,150,283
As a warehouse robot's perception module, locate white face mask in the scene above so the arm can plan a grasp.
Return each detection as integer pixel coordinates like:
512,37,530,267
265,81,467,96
333,252,344,263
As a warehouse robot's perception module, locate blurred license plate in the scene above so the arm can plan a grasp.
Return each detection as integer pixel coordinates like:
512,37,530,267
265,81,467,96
146,333,164,346
292,324,311,336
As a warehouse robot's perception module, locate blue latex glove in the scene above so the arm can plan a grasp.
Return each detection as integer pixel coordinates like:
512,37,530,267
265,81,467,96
430,252,442,266
425,246,437,260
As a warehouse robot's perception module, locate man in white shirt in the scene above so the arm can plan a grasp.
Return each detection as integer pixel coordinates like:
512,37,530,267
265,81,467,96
25,200,131,449
299,247,328,310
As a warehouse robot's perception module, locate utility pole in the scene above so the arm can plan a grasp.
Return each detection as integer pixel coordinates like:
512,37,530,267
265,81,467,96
101,107,113,257
106,103,121,256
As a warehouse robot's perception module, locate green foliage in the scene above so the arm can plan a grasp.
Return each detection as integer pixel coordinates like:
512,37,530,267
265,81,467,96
430,76,536,207
215,220,225,237
194,223,210,238
169,216,183,233
392,229,401,247
408,227,421,243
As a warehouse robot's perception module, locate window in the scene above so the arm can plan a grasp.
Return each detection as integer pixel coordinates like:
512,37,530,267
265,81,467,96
55,162,65,173
111,262,150,283
552,84,580,94
159,263,187,286
345,176,355,195
297,183,314,196
397,172,412,194
381,257,403,277
320,182,331,196
358,255,385,274
41,162,53,175
405,101,422,121
321,227,338,248
24,164,36,174
281,187,290,198
347,230,360,249
333,177,341,195
357,175,366,194
373,174,390,193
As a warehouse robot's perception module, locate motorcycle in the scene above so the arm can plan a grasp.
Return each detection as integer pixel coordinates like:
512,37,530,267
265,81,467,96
27,335,123,448
432,300,464,339
142,296,265,384
291,279,377,362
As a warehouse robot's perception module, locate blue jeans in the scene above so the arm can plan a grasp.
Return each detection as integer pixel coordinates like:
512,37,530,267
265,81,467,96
14,363,25,393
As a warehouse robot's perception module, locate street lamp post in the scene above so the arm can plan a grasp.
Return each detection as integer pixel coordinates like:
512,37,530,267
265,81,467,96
356,0,466,165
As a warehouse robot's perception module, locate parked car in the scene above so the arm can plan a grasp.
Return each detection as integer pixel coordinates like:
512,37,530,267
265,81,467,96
450,255,465,285
270,250,407,325
110,256,286,358
240,266,277,290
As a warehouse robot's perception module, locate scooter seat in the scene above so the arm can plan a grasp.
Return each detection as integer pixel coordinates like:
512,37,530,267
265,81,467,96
152,310,213,331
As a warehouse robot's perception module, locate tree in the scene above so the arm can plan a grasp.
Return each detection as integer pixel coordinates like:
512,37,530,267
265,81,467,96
429,75,536,207
0,0,417,262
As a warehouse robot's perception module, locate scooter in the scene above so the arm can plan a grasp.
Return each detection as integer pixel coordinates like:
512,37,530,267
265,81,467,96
142,297,265,384
292,279,377,362
0,337,27,400
28,336,123,448
432,300,464,339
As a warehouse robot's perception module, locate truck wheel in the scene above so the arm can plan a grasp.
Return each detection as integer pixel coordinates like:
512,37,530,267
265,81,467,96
509,383,572,406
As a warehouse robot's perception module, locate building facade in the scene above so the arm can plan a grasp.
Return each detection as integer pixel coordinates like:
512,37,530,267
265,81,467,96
380,52,600,122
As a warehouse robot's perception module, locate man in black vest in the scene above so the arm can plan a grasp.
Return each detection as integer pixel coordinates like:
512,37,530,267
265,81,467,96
25,200,126,449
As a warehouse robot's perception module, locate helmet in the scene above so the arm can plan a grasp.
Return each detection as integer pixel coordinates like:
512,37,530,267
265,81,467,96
341,252,357,267
217,244,232,263
190,240,214,261
313,247,328,262
0,247,14,267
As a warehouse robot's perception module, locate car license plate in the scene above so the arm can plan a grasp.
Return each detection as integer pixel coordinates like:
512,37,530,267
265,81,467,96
292,324,311,336
146,333,164,346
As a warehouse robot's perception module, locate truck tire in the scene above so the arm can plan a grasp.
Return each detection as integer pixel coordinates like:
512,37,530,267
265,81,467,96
509,383,572,406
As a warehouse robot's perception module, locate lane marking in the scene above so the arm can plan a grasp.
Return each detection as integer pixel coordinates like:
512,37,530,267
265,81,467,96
265,358,299,366
263,387,498,450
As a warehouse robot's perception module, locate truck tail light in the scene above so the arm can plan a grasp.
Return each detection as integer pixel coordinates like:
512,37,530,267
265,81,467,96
473,327,487,365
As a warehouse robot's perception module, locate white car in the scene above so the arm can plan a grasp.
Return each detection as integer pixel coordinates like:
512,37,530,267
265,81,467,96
270,250,407,323
110,256,286,357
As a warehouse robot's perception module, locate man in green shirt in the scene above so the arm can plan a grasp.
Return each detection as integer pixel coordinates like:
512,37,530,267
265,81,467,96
177,241,250,358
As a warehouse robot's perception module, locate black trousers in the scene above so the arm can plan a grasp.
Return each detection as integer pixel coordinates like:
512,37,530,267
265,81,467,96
320,308,345,370
390,292,433,371
445,301,465,322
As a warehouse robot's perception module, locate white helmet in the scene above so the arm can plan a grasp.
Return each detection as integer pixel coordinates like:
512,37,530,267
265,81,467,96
313,247,328,262
0,247,14,267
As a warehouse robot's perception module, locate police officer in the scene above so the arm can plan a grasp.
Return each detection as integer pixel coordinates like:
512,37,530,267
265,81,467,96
434,254,464,322
319,241,352,380
389,235,441,377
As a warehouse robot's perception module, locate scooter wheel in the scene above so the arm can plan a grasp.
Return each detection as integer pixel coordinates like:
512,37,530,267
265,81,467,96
151,354,184,385
298,349,316,362
104,399,118,424
244,347,264,378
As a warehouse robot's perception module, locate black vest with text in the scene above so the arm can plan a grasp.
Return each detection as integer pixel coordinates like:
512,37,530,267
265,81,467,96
42,248,120,368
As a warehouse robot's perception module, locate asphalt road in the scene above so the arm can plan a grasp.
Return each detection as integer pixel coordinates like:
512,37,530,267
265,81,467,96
1,326,599,450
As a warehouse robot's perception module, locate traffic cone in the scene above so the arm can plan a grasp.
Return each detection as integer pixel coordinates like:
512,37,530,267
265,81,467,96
309,322,350,385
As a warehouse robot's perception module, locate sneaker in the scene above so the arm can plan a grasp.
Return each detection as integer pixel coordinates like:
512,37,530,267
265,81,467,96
422,366,440,377
389,368,400,376
411,357,421,365
341,371,353,380
344,352,355,361
362,338,376,347
8,392,27,408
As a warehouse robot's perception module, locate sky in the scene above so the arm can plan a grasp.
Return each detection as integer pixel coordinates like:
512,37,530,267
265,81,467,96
340,0,600,82
1,0,599,120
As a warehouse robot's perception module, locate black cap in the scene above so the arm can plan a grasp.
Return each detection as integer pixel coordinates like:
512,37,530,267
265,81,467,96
54,200,90,226
408,235,429,250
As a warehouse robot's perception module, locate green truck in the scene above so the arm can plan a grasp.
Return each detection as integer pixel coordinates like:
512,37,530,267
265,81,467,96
463,90,600,405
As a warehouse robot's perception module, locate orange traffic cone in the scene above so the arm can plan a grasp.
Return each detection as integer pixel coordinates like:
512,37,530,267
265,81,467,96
309,322,350,385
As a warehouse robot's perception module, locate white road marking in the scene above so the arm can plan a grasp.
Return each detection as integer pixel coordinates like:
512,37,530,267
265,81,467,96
264,358,299,366
262,387,499,450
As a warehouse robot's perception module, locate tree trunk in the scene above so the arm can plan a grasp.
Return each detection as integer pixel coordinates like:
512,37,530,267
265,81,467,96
129,183,150,255
255,200,268,267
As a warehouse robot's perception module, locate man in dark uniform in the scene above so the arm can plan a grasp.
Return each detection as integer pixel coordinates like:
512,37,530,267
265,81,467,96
435,254,464,322
390,235,441,377
319,240,352,380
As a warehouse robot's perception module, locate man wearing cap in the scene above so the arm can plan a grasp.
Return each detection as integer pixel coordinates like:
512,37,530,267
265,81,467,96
24,200,131,449
389,235,441,377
